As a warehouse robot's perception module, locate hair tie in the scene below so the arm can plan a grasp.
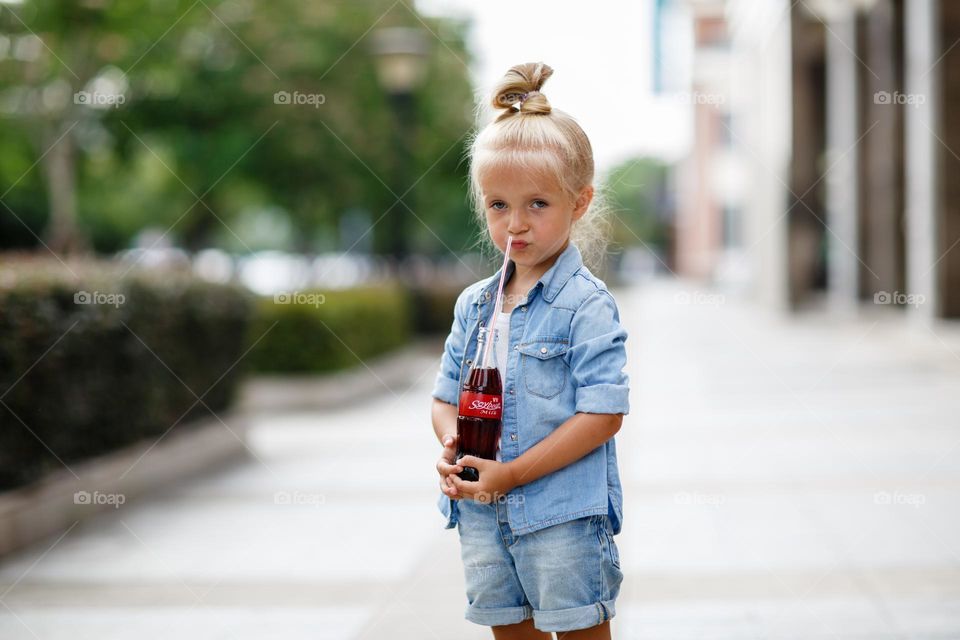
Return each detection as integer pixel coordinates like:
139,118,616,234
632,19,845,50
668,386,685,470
499,91,533,110
515,91,536,111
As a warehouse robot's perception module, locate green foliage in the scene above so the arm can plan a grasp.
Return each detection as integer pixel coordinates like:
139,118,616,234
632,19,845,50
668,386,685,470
604,157,671,249
0,257,254,490
0,1,477,255
408,285,460,335
247,285,412,373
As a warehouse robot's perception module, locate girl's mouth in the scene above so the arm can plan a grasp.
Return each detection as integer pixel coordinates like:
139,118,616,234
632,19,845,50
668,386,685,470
512,241,529,249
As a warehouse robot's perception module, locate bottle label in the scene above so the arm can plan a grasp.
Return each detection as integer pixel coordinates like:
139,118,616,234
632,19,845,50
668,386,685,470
459,391,502,419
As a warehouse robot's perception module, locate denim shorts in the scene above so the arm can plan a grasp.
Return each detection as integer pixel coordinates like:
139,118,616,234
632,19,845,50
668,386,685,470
455,497,623,632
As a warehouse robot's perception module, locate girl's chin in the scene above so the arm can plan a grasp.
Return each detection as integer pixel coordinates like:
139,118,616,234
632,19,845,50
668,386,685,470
510,257,539,269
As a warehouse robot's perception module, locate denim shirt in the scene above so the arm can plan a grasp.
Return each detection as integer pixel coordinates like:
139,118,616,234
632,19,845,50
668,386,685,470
431,242,630,536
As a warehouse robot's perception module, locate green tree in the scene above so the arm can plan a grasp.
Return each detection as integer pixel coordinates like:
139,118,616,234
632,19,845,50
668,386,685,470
1,0,476,256
0,0,209,253
604,156,671,250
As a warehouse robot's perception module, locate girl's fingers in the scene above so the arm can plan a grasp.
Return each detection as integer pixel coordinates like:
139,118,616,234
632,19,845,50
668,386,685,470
450,474,478,493
437,458,459,476
437,459,463,476
457,455,480,468
439,474,459,497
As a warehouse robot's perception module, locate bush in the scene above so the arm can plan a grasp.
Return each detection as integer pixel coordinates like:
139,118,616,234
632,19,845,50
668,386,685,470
0,251,474,490
247,286,413,373
408,285,461,335
0,257,254,491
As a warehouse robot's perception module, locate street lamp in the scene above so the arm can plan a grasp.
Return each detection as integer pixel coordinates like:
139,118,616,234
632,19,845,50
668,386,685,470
370,27,428,277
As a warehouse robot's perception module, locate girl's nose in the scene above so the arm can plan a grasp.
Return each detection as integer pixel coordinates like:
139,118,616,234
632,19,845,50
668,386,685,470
508,210,526,234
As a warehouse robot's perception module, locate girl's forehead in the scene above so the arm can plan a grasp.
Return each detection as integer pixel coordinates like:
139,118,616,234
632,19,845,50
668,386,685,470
478,164,563,195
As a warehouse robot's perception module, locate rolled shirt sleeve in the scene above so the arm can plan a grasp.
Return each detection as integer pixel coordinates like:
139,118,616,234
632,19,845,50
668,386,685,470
431,288,471,406
567,289,630,415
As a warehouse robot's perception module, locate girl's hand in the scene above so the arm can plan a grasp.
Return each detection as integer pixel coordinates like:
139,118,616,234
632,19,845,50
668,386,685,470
449,455,518,504
436,434,463,498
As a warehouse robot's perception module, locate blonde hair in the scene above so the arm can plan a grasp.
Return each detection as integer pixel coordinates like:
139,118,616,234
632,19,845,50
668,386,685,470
466,62,612,271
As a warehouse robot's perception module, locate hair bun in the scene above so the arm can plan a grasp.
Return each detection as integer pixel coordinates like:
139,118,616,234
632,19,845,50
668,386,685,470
491,62,553,116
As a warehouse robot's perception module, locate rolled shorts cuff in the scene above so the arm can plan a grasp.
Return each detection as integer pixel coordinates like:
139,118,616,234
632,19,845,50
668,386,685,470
464,603,533,627
533,598,617,632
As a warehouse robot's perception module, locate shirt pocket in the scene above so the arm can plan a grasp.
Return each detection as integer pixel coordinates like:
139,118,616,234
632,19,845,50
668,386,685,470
518,337,570,399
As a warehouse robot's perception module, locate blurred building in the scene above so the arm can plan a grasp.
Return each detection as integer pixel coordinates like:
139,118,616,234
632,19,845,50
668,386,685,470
668,1,747,284
664,0,960,321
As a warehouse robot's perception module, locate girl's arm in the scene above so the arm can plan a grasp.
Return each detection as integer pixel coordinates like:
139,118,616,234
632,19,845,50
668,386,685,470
434,398,464,499
504,287,627,486
450,411,622,499
431,398,458,445
505,411,622,487
430,287,470,444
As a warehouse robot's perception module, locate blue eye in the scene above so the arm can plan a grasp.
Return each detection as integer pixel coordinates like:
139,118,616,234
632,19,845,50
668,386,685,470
490,201,507,211
531,200,548,209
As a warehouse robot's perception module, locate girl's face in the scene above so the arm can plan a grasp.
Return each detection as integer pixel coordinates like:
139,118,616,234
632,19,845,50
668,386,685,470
480,164,593,276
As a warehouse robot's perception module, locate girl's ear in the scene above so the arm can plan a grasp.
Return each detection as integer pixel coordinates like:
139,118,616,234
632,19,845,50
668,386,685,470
572,185,594,222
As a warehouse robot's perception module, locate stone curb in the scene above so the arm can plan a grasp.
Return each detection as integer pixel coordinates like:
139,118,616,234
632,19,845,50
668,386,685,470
0,412,251,558
236,337,444,415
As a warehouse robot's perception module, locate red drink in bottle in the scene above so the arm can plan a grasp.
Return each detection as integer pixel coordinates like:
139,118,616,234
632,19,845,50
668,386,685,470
456,326,502,482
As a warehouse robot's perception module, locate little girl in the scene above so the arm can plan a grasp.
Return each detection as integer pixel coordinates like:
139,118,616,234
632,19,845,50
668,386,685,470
431,62,629,639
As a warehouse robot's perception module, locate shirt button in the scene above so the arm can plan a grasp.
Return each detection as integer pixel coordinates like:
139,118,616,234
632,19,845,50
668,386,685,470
510,433,517,441
509,388,514,394
540,347,547,354
514,345,519,351
522,306,527,312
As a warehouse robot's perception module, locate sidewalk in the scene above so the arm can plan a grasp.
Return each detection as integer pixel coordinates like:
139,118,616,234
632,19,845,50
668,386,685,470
0,278,958,638
612,280,960,638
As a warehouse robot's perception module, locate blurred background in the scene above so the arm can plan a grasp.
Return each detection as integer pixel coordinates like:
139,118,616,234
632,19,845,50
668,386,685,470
0,0,958,638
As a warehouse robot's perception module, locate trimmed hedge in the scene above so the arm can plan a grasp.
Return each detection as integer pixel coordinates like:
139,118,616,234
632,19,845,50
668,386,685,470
247,286,413,373
0,255,467,490
408,285,461,335
0,258,254,491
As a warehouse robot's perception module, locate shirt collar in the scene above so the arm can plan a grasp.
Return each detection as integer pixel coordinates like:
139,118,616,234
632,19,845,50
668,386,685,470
474,241,583,308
